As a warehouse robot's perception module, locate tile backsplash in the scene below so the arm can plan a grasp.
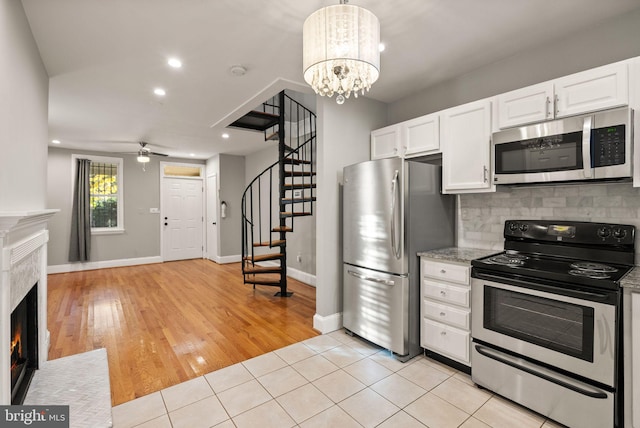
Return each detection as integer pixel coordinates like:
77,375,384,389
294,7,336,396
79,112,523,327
457,182,640,265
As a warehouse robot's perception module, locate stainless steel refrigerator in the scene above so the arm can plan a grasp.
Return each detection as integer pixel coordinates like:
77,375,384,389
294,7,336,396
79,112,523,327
342,158,455,361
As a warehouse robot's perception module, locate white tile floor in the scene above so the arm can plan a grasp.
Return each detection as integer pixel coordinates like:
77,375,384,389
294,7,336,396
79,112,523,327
111,330,567,428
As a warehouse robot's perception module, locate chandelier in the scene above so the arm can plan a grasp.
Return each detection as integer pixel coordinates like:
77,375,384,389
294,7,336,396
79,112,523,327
303,0,380,104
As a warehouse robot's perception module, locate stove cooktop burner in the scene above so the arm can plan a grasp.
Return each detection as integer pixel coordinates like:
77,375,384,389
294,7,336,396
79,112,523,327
569,262,618,273
487,253,528,266
568,269,611,279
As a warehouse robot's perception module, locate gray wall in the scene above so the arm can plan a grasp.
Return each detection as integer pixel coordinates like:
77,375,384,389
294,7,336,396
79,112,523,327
216,154,245,257
0,0,48,211
388,8,640,124
47,147,203,266
315,96,387,325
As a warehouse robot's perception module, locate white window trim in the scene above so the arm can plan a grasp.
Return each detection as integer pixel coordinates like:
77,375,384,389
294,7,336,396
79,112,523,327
71,154,125,235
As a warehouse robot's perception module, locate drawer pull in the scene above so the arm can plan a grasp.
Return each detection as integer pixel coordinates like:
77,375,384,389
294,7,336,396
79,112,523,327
440,290,446,296
440,331,447,336
440,312,446,317
440,269,446,274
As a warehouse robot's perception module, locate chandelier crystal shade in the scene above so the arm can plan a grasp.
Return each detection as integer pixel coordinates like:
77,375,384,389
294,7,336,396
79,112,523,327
303,2,380,104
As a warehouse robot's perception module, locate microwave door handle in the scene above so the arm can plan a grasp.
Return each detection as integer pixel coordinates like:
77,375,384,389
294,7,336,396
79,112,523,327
582,115,593,178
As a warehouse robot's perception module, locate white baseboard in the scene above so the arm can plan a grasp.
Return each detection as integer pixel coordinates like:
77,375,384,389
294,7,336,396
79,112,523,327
286,266,317,287
211,254,242,264
254,261,316,287
48,256,163,274
313,312,343,334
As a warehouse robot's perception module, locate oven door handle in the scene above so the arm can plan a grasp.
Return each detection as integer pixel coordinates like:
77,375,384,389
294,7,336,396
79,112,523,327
474,344,608,399
472,271,612,302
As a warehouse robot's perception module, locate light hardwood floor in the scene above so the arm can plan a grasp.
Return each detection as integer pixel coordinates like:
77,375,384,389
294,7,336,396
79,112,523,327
46,259,318,406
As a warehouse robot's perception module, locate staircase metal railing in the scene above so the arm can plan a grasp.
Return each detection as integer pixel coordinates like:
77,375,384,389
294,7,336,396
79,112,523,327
240,92,316,296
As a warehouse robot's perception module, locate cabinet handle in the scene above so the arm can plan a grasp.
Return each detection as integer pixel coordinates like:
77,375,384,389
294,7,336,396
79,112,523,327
555,94,559,116
440,269,446,274
441,331,447,336
483,165,488,183
440,312,446,317
440,290,446,296
546,96,552,118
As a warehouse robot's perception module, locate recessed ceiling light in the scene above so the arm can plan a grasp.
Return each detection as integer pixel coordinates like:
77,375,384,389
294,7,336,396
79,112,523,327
229,65,247,77
221,133,230,139
154,88,166,96
379,43,386,52
51,139,61,144
189,153,195,157
167,58,182,68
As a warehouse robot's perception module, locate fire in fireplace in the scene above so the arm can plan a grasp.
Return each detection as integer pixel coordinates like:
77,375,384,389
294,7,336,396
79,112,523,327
10,285,38,404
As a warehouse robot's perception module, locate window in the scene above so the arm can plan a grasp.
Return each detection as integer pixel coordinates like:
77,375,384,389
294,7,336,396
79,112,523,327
72,155,124,234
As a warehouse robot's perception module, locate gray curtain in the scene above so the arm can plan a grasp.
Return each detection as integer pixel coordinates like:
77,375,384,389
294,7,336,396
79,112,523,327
69,158,91,262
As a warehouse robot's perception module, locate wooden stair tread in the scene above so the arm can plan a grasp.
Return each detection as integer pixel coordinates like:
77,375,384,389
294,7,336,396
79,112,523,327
281,212,312,217
244,278,282,286
281,197,317,204
272,226,293,232
284,183,316,189
253,239,286,247
243,253,284,262
285,171,316,177
243,266,282,274
266,131,279,141
283,158,312,165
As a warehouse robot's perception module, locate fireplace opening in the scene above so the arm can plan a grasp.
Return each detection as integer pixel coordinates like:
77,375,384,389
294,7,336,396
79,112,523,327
10,285,38,404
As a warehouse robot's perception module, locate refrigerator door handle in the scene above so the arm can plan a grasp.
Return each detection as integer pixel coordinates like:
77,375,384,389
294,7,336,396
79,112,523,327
347,270,395,286
390,169,401,259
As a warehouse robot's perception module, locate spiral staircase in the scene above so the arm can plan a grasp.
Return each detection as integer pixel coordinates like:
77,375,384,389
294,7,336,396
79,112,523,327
236,92,316,296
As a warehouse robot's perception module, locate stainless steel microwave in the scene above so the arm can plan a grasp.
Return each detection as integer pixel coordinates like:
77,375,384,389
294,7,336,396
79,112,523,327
492,107,633,185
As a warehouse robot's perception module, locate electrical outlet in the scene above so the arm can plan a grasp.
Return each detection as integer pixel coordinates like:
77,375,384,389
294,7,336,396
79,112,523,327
296,254,302,263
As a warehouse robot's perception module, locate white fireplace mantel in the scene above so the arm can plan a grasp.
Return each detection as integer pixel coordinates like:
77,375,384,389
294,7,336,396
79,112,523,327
0,209,58,405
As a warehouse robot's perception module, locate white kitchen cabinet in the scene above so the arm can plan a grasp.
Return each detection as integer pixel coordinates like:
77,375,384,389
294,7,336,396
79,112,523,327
420,257,472,367
497,62,628,129
441,99,493,194
371,113,440,160
403,113,440,158
371,124,401,159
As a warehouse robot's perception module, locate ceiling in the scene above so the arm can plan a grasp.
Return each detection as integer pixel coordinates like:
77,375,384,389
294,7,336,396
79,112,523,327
21,0,640,159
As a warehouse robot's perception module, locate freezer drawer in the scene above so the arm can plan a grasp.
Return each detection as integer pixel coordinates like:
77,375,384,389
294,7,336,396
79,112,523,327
343,264,409,356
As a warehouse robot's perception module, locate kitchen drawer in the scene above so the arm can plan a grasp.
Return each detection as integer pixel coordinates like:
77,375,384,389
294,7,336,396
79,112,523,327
422,318,470,364
422,279,470,307
422,260,469,285
423,299,470,330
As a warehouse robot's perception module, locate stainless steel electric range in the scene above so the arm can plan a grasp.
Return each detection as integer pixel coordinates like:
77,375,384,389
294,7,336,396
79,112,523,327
471,220,635,428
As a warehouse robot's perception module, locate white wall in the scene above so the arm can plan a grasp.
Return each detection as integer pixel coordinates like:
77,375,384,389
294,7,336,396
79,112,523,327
0,0,48,211
314,96,387,333
388,8,640,124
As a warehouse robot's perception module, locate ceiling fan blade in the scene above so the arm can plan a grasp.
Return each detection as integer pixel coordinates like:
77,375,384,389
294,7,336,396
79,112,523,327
149,151,169,157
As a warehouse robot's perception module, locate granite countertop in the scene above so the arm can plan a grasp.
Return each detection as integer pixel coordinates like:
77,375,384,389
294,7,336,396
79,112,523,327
622,267,640,290
417,247,497,264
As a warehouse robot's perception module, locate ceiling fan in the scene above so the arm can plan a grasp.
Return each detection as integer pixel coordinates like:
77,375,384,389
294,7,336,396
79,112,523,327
136,142,168,163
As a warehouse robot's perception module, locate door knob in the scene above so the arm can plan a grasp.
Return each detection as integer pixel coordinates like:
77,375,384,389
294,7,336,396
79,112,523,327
164,216,168,220
212,222,216,225
164,222,168,226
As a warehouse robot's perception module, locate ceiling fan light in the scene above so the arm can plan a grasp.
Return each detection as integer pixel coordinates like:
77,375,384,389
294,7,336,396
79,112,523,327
137,153,150,163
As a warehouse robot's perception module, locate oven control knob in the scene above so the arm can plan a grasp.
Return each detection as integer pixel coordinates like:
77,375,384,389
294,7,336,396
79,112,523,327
597,227,611,238
519,224,529,232
509,222,519,231
613,228,626,239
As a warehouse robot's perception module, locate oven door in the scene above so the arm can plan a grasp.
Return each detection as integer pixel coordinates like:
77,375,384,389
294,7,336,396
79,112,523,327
471,275,617,387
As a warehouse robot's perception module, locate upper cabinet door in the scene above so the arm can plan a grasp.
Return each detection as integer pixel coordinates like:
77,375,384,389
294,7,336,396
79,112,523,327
403,113,440,158
555,62,628,118
497,82,554,129
371,124,402,159
441,99,494,193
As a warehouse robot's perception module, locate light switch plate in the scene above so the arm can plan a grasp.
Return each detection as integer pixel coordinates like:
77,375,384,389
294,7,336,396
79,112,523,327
149,208,160,214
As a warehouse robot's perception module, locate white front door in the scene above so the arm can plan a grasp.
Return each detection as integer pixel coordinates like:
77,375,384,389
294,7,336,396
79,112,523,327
206,174,218,261
162,177,203,261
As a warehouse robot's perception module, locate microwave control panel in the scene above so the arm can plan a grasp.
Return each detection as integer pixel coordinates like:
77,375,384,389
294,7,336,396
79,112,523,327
592,124,625,167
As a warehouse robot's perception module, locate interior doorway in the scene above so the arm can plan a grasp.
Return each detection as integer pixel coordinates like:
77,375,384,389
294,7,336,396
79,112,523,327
161,163,204,261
